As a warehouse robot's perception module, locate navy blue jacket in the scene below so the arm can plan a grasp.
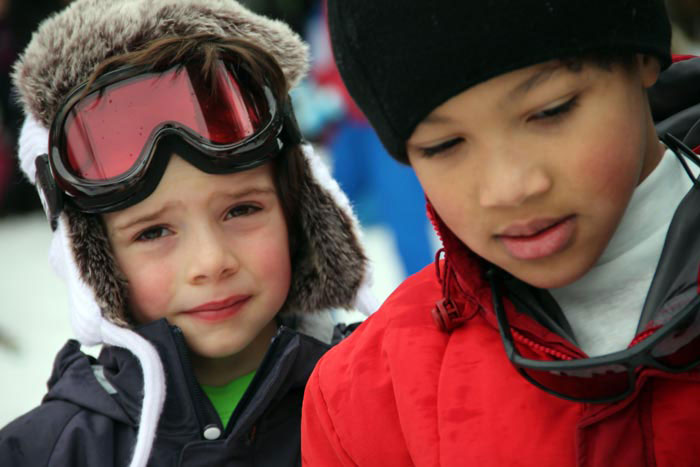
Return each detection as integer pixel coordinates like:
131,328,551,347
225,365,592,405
0,318,332,466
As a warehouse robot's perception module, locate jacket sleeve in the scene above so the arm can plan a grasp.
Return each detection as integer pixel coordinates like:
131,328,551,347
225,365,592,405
0,401,81,466
301,364,357,466
0,401,120,467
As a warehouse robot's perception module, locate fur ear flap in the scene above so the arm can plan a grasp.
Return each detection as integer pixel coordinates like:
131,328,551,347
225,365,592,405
65,208,132,326
283,151,367,314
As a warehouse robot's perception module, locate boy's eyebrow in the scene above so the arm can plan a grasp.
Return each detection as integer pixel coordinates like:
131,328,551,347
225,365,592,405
506,64,563,102
227,186,276,200
420,113,454,126
418,64,566,128
114,202,182,231
113,186,276,231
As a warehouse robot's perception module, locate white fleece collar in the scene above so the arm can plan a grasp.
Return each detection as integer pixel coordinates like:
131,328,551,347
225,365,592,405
550,148,694,356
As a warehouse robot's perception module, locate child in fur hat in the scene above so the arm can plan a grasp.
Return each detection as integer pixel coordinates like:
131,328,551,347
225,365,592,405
302,1,700,465
0,1,375,466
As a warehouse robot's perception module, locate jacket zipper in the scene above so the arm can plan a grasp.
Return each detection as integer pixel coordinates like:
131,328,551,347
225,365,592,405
511,318,662,360
171,326,221,435
223,326,286,437
510,328,575,360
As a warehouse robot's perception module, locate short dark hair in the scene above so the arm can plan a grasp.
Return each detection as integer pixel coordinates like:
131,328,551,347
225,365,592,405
563,50,641,73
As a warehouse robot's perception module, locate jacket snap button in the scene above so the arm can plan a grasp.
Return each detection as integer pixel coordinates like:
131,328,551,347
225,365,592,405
203,425,222,440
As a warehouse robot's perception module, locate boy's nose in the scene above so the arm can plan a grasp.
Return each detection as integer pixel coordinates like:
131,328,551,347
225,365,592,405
187,227,239,285
478,160,552,208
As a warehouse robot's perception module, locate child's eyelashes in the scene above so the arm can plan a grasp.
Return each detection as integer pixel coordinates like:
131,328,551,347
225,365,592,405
529,95,579,123
224,203,262,220
128,204,264,241
419,137,464,158
135,226,172,242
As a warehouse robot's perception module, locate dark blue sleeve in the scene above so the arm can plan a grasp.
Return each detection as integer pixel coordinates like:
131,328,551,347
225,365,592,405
0,401,83,466
0,400,123,467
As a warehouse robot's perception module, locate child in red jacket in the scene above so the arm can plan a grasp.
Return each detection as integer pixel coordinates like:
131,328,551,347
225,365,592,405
302,1,700,465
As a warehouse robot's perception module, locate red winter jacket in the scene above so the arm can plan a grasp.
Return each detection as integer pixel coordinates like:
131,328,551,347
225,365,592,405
302,56,700,464
302,212,700,466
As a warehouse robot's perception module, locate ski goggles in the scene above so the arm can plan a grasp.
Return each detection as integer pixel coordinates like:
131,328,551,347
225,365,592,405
487,267,700,403
35,59,300,225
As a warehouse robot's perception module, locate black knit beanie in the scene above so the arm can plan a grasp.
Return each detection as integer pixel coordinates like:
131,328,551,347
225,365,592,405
328,0,672,163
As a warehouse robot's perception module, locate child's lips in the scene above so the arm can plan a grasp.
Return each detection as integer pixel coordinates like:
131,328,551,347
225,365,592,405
183,295,251,322
497,215,576,260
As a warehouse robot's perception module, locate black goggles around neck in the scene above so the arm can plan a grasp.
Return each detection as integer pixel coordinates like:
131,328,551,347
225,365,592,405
35,59,301,228
487,134,700,404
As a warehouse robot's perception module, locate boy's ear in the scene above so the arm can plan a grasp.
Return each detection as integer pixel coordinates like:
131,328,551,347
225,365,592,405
638,54,661,88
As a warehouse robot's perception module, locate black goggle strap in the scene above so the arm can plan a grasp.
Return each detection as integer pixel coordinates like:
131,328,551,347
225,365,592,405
281,94,302,147
662,132,700,185
35,154,64,231
486,266,512,345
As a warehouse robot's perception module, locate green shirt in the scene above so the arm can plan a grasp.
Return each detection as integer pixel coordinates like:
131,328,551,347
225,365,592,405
201,371,256,428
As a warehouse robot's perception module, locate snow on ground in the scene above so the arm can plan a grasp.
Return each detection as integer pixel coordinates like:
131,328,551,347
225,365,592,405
0,213,71,425
0,211,407,426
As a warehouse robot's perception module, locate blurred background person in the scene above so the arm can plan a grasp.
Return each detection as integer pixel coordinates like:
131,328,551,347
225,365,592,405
0,0,72,216
0,0,20,214
293,0,437,278
668,0,700,54
240,0,315,37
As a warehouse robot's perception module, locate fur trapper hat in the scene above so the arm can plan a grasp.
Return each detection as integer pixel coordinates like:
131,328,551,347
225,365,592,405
15,0,309,129
13,1,376,466
14,0,373,327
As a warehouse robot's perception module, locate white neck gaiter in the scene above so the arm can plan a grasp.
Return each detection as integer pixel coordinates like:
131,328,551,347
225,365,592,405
549,147,694,356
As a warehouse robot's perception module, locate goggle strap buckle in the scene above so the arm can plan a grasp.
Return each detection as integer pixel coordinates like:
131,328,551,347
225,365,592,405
35,155,63,231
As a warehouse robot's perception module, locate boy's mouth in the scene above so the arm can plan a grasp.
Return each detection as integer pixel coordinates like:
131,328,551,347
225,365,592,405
183,295,251,322
497,215,576,260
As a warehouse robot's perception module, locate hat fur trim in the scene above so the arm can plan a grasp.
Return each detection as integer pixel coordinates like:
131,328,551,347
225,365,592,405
12,0,309,128
13,0,370,325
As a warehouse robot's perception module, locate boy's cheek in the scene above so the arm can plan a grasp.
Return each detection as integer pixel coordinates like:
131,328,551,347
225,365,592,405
571,107,647,196
259,241,290,272
254,239,292,299
243,221,292,285
572,142,640,204
126,266,176,323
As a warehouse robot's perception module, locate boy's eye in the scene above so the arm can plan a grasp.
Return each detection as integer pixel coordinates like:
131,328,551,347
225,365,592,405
135,226,172,242
418,137,464,158
225,204,262,219
530,95,579,121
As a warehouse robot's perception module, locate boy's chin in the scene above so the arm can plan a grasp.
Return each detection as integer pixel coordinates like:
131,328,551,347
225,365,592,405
500,259,593,290
187,338,249,360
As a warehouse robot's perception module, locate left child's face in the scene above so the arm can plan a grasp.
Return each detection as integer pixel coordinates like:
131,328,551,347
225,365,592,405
104,155,291,360
407,56,663,288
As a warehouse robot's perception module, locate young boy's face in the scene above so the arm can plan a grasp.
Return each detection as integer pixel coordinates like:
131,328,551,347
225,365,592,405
407,55,663,289
104,155,291,368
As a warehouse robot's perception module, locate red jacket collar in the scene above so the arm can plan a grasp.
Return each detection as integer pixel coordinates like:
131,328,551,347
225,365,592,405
426,199,587,358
